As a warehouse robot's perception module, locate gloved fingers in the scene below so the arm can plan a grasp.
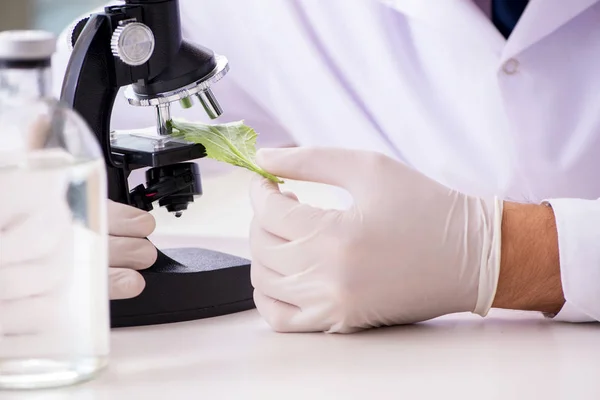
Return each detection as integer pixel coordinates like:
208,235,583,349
281,191,299,201
0,200,72,266
249,218,323,276
0,230,73,300
253,291,331,333
256,147,362,191
253,291,309,333
109,267,146,300
250,260,302,306
0,165,70,228
250,176,342,241
24,115,51,150
107,200,156,238
0,295,60,336
249,217,288,271
109,236,158,270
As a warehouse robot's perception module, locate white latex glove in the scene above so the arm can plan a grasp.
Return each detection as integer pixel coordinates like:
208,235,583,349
107,199,157,300
249,148,503,333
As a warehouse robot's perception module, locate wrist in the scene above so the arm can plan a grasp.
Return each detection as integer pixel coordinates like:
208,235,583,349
492,202,565,314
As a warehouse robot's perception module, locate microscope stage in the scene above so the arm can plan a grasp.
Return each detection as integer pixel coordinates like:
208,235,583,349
110,130,206,168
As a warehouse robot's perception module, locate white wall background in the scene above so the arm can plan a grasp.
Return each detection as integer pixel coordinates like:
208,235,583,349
0,0,106,33
33,0,106,33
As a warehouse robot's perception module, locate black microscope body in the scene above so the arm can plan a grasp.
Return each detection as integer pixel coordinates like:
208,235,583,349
60,0,255,327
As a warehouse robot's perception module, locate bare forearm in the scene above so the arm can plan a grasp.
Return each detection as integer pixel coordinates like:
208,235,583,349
492,202,565,314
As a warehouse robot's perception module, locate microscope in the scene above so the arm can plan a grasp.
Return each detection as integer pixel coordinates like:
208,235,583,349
60,0,255,327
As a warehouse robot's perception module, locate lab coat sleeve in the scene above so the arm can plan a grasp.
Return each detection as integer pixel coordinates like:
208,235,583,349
543,198,600,323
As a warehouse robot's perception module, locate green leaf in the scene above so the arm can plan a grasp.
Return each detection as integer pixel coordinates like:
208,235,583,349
168,119,284,184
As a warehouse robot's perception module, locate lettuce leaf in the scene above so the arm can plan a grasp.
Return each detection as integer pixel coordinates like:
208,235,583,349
169,119,283,184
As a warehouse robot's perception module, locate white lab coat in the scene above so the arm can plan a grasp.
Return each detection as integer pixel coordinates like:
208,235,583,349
53,0,600,322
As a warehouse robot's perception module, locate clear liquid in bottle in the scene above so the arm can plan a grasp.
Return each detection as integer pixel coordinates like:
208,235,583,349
0,31,110,390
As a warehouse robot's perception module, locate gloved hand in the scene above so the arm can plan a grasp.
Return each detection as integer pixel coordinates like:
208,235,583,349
249,147,503,333
107,199,157,300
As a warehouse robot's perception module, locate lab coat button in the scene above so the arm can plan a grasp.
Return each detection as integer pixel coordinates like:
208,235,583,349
502,58,519,74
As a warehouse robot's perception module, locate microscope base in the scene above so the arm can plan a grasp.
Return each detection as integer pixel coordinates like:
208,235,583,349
109,248,255,328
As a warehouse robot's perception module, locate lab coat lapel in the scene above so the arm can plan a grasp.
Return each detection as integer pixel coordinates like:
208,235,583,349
381,0,600,60
379,0,505,53
501,0,600,61
379,0,463,24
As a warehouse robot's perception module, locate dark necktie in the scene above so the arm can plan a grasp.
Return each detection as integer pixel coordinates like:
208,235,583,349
491,0,530,38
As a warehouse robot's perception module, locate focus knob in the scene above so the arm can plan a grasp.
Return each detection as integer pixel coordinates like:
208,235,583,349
110,21,155,66
67,17,89,51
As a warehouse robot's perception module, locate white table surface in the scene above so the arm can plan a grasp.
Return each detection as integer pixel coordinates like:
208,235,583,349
3,169,599,400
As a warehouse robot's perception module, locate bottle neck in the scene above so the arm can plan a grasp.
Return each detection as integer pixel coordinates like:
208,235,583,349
0,66,52,104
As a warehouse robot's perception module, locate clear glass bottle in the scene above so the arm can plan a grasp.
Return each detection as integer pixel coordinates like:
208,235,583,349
0,31,110,389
